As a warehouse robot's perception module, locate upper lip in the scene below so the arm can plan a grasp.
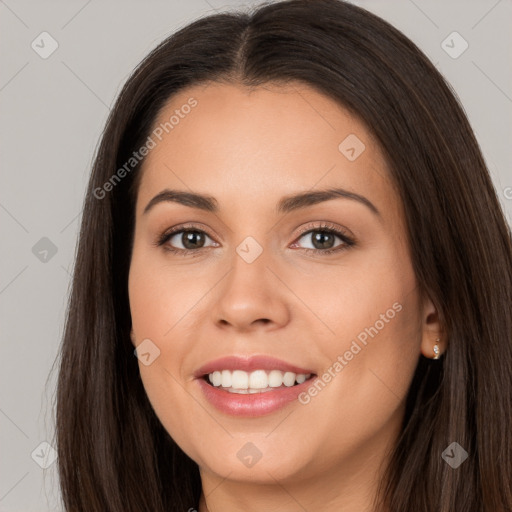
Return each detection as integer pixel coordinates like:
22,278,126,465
194,355,316,378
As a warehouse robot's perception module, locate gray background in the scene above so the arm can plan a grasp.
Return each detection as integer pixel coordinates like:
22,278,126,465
1,1,511,510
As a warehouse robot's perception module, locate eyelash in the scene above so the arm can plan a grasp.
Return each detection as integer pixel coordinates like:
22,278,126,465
154,221,356,257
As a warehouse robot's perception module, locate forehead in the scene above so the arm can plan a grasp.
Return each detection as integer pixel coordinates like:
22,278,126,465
135,81,395,219
148,80,378,155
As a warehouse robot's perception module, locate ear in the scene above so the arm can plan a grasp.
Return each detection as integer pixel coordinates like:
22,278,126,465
419,292,445,359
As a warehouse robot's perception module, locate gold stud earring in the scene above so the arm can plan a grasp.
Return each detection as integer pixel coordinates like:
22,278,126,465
433,338,441,360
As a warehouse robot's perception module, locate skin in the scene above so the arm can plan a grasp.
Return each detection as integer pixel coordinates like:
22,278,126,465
128,81,444,512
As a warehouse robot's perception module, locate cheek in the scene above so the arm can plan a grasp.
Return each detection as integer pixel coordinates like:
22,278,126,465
296,234,419,363
129,276,174,336
128,255,207,458
296,300,421,473
128,249,204,338
303,242,421,434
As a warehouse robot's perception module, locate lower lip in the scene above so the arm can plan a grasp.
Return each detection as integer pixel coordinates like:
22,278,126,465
196,376,317,417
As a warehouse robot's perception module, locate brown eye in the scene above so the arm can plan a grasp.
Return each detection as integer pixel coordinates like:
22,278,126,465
176,230,207,250
158,228,216,252
292,223,356,255
155,222,355,257
299,230,339,250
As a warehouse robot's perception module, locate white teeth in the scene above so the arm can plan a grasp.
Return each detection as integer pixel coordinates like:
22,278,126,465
231,370,249,389
206,369,312,391
227,387,276,394
268,370,284,387
221,370,232,388
212,371,222,387
296,373,306,384
249,370,268,388
283,371,296,387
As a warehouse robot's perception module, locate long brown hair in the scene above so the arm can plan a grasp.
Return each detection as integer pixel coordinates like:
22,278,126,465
53,0,512,510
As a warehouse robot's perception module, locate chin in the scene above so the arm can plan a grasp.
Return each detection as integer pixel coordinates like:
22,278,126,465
194,438,314,484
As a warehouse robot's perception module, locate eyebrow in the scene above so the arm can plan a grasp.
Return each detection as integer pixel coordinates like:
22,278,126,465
143,187,380,217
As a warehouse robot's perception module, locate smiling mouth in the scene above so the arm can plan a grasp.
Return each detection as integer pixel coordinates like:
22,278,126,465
202,369,316,394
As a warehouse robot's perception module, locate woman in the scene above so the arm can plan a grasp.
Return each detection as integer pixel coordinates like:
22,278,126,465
55,0,512,510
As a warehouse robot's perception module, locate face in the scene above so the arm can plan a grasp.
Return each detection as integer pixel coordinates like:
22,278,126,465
128,81,439,491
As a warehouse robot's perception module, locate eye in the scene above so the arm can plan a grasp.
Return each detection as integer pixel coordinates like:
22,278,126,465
155,221,355,256
155,223,217,256
291,222,355,255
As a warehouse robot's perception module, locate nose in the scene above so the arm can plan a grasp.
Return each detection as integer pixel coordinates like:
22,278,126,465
211,246,290,332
